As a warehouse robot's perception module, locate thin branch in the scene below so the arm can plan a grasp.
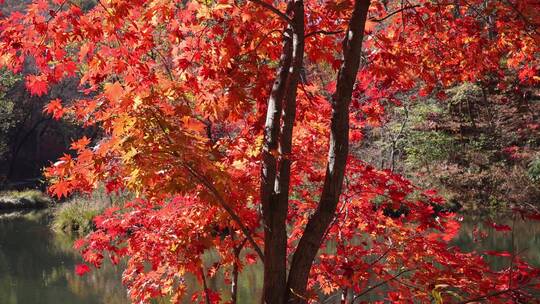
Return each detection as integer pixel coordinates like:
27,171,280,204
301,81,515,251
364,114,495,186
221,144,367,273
352,268,416,302
230,234,246,304
456,283,536,304
502,0,540,29
248,0,294,26
182,161,265,260
286,0,372,299
237,29,283,59
305,30,343,38
200,266,211,304
148,109,264,260
370,4,420,22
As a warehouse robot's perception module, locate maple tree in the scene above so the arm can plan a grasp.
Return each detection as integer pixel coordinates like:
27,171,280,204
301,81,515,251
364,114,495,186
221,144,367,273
1,0,540,303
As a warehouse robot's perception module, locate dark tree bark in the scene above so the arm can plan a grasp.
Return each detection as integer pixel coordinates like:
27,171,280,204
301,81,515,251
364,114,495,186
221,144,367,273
260,2,294,303
260,0,305,303
285,1,371,302
258,0,370,302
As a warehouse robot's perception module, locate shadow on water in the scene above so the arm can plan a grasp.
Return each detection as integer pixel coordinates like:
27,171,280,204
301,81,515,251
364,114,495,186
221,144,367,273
0,210,539,303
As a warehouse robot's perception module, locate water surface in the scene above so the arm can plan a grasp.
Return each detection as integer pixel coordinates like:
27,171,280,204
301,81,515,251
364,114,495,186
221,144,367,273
1,211,539,303
0,211,127,304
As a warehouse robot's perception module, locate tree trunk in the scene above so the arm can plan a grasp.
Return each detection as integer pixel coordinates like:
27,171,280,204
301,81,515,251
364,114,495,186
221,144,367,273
260,2,295,303
261,0,305,301
285,1,371,302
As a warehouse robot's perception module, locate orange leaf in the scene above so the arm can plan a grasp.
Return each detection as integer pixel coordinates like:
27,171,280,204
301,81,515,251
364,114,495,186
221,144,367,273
71,136,91,151
43,98,65,120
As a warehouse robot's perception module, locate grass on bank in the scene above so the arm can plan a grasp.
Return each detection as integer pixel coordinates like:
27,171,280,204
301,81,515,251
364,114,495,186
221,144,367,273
0,189,51,210
52,187,132,235
52,197,106,235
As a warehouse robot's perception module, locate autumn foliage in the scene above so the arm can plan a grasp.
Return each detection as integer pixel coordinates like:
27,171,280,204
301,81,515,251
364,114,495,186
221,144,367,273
1,0,539,303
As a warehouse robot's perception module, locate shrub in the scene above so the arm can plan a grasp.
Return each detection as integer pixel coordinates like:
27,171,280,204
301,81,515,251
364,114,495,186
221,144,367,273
404,130,456,169
527,157,540,182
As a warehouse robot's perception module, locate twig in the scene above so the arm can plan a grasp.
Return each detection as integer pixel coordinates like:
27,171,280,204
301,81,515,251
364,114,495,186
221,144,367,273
305,30,343,38
456,284,536,304
200,266,211,304
352,268,416,302
149,109,264,260
248,0,293,26
501,0,540,33
370,5,420,22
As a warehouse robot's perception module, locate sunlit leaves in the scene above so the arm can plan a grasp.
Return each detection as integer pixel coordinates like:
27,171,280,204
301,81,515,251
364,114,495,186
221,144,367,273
1,0,539,302
70,136,91,152
25,74,48,96
103,82,124,103
43,98,64,120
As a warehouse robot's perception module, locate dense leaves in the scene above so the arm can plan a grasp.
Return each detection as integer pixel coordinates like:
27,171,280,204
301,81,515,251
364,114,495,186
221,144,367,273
1,0,539,303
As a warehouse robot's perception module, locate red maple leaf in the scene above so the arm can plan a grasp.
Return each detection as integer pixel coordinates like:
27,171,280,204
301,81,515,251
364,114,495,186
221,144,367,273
70,136,91,151
25,74,48,96
43,98,65,120
75,264,91,276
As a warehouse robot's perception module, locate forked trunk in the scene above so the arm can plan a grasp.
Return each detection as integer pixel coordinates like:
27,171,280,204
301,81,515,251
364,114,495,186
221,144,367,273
260,0,370,303
261,0,304,303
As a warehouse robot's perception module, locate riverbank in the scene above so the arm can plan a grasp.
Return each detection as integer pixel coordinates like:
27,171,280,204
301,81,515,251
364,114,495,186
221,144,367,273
0,189,50,211
51,197,105,235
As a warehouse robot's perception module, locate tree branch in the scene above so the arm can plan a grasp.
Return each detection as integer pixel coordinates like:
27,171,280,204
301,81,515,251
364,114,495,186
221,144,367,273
352,268,416,302
285,0,371,302
260,0,304,302
248,0,294,26
182,162,264,260
148,110,264,260
370,4,419,22
501,0,540,35
457,283,536,304
305,30,343,38
259,6,294,304
200,266,211,304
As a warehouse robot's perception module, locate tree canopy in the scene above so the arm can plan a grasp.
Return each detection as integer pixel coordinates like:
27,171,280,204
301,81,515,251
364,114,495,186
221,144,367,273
1,0,539,303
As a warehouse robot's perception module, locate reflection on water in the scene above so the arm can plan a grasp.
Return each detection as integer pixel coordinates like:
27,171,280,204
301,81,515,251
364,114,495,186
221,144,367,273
0,211,539,303
0,211,128,304
453,216,540,269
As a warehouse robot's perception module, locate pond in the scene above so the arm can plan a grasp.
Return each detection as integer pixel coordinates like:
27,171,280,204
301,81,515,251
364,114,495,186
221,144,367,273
0,211,539,303
0,211,127,304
